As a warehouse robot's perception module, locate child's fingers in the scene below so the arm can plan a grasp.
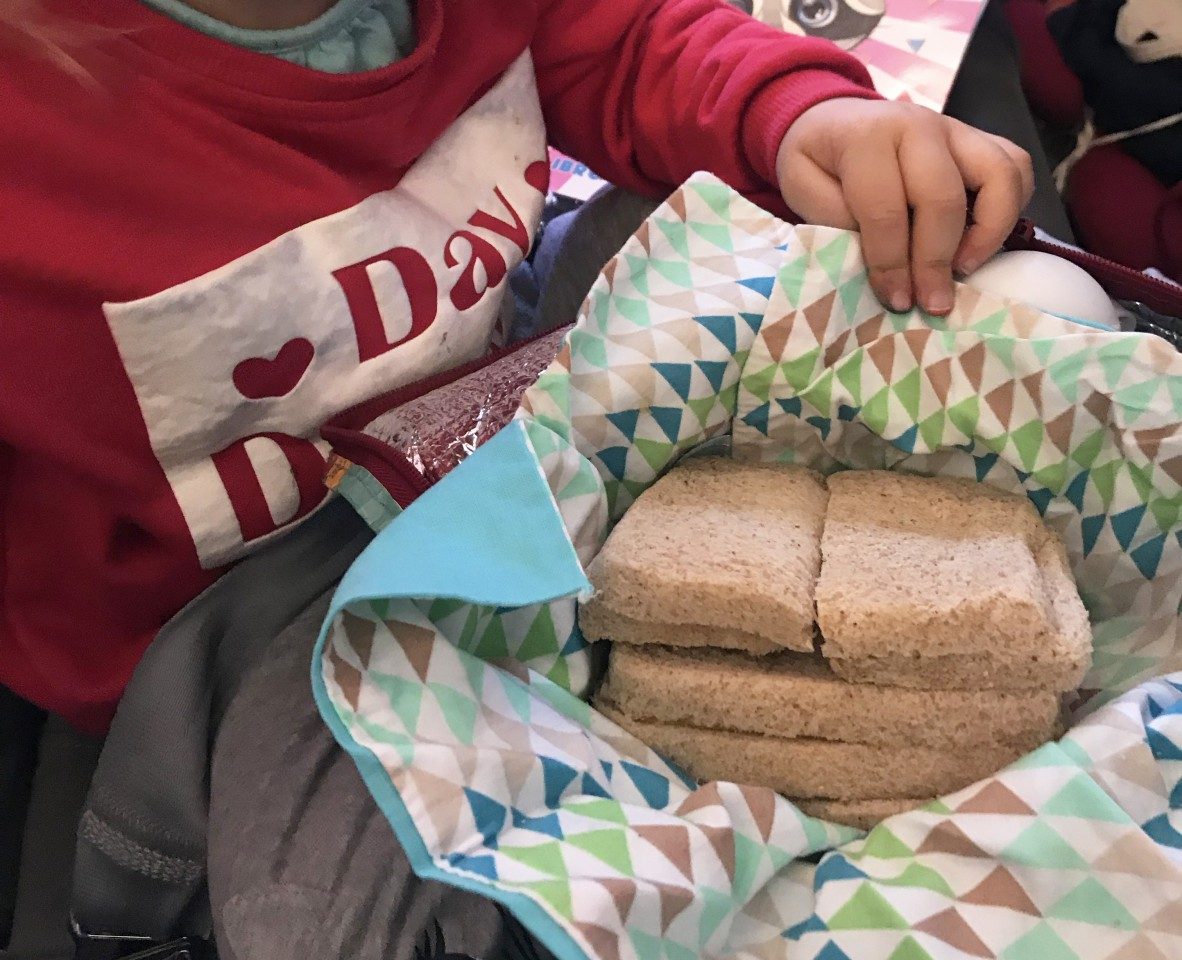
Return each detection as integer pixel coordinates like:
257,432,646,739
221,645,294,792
946,123,1031,275
986,133,1036,206
779,154,857,230
838,140,913,312
898,130,967,316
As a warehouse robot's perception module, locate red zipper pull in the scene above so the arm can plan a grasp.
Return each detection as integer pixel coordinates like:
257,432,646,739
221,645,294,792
1004,218,1037,251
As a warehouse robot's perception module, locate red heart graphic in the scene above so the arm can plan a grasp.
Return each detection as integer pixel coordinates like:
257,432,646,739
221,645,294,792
525,160,550,194
232,338,314,400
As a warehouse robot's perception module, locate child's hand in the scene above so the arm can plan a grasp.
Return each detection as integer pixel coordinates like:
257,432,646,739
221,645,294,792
776,98,1034,316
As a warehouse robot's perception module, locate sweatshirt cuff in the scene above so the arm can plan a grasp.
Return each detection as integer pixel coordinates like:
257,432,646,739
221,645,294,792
742,69,882,189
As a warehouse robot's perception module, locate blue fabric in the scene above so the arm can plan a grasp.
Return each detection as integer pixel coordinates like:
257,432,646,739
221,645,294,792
507,199,585,344
326,421,590,619
139,0,415,72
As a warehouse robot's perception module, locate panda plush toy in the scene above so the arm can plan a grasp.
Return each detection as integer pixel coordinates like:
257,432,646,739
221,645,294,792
753,0,886,50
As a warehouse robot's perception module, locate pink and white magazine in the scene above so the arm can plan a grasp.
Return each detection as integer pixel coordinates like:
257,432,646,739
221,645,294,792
751,0,988,110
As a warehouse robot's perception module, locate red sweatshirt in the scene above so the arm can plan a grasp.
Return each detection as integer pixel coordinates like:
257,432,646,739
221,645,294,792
0,0,874,733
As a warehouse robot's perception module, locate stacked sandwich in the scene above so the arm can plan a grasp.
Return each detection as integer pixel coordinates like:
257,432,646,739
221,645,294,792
582,460,1091,829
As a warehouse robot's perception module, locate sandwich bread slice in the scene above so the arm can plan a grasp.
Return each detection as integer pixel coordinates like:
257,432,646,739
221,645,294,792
581,458,828,654
600,644,1062,750
598,703,1033,802
816,471,1091,690
794,797,929,831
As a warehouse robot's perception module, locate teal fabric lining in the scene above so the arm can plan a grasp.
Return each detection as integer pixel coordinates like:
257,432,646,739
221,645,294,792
323,423,590,611
332,467,402,532
139,0,415,72
1054,311,1118,332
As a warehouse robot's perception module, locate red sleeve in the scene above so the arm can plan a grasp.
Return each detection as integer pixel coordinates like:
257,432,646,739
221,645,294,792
530,0,880,211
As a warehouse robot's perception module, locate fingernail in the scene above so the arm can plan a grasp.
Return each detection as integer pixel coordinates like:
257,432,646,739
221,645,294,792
925,291,954,315
890,291,912,313
956,257,979,277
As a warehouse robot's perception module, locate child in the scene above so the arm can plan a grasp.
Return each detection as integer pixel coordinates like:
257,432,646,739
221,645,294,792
0,0,1036,955
0,0,1033,737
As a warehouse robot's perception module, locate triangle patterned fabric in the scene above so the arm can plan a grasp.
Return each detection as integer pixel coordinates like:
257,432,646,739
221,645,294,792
313,174,1182,960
